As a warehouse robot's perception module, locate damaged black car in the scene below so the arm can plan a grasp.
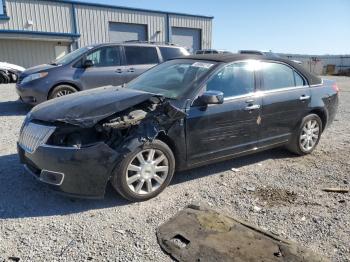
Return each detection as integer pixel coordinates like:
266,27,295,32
17,54,338,201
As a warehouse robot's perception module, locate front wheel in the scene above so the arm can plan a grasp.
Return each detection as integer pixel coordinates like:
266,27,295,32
111,139,175,202
48,85,77,99
287,114,322,155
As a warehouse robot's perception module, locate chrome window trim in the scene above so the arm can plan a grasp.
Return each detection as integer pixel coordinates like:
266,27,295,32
223,92,256,102
259,85,309,95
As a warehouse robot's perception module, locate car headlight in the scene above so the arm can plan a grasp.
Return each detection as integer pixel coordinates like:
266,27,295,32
21,72,48,84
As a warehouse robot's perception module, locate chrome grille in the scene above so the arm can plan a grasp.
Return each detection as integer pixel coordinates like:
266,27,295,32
18,122,56,153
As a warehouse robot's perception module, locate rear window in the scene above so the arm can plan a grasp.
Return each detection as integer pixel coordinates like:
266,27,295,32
159,47,188,61
261,62,296,90
124,46,159,65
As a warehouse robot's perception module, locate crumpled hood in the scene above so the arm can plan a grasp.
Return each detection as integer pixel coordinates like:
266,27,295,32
30,86,156,128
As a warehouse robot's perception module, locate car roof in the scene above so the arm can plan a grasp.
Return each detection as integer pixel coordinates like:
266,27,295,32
93,42,183,48
176,54,322,85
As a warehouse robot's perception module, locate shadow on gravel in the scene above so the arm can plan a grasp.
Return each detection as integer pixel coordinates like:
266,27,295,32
0,148,296,219
172,147,297,185
0,154,129,219
0,100,31,116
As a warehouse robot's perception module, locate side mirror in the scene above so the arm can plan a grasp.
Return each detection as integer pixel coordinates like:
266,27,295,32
83,59,94,68
198,90,224,105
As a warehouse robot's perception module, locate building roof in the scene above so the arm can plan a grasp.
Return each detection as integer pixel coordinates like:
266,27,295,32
179,54,322,85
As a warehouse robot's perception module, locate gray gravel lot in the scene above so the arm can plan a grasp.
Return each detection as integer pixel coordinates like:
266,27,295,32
0,76,349,262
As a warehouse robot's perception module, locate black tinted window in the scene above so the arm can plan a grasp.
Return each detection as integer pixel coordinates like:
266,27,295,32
206,62,255,97
294,71,305,86
159,47,188,61
261,62,295,90
86,46,120,67
125,46,159,65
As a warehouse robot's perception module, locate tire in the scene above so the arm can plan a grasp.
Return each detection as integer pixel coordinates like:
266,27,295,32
0,72,10,84
48,85,78,99
111,139,175,202
287,114,322,155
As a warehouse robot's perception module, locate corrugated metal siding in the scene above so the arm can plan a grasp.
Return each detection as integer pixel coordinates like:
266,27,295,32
0,39,56,67
0,0,73,33
75,5,167,47
169,15,212,49
280,54,350,75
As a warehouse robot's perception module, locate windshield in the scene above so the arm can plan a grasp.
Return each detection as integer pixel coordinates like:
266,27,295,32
127,60,216,99
53,46,93,65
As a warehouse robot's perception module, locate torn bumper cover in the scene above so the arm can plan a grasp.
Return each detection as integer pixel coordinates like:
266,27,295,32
18,142,119,198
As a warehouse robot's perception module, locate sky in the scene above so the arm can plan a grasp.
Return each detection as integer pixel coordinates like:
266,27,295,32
77,0,350,55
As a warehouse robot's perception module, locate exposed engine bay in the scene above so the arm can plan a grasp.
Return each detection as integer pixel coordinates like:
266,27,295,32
46,95,186,151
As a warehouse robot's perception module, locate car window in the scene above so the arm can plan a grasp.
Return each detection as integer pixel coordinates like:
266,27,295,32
206,62,255,98
159,47,188,61
86,46,120,67
125,46,159,65
261,62,296,90
294,71,305,86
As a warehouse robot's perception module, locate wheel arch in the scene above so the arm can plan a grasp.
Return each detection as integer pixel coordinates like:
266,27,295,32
308,108,328,131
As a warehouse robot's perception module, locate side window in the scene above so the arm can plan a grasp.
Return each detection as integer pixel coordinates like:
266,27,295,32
125,46,159,65
294,71,305,86
206,62,255,98
86,46,120,67
261,62,295,90
159,47,188,61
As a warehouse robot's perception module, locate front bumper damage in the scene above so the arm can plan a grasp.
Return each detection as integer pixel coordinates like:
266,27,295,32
17,87,187,198
18,142,119,198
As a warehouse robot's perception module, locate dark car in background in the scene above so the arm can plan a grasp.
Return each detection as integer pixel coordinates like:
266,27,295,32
16,42,189,105
17,54,339,201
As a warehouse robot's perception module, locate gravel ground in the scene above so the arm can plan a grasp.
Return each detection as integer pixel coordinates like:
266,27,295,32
0,76,349,262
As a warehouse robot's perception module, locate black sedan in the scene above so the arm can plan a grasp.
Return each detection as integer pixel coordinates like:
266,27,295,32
17,54,339,201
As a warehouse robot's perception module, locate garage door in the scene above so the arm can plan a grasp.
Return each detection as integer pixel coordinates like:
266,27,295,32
171,27,201,54
0,39,64,68
109,23,148,42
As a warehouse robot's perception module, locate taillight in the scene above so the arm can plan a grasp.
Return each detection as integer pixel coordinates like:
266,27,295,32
332,83,339,93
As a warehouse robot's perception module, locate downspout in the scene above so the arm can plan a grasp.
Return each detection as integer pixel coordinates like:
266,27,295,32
166,13,171,44
71,3,79,50
2,0,7,15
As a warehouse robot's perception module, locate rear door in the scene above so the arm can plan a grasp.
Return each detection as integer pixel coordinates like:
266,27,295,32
77,46,125,89
186,61,261,165
258,61,311,146
122,45,159,83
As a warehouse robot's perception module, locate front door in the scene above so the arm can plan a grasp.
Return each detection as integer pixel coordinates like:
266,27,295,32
186,62,261,165
258,61,311,146
77,46,125,90
122,45,159,83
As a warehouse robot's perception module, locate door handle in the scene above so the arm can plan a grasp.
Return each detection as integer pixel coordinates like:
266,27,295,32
245,104,260,111
115,69,123,73
127,68,135,73
299,95,310,101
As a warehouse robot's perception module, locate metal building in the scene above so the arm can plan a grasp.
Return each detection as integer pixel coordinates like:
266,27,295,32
0,0,213,68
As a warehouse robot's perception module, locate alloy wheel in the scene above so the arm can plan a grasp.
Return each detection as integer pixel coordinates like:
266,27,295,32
56,89,73,97
299,120,320,151
126,149,169,195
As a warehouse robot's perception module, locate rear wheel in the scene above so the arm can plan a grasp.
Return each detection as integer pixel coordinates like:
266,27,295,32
287,114,322,155
48,85,78,99
111,139,175,202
